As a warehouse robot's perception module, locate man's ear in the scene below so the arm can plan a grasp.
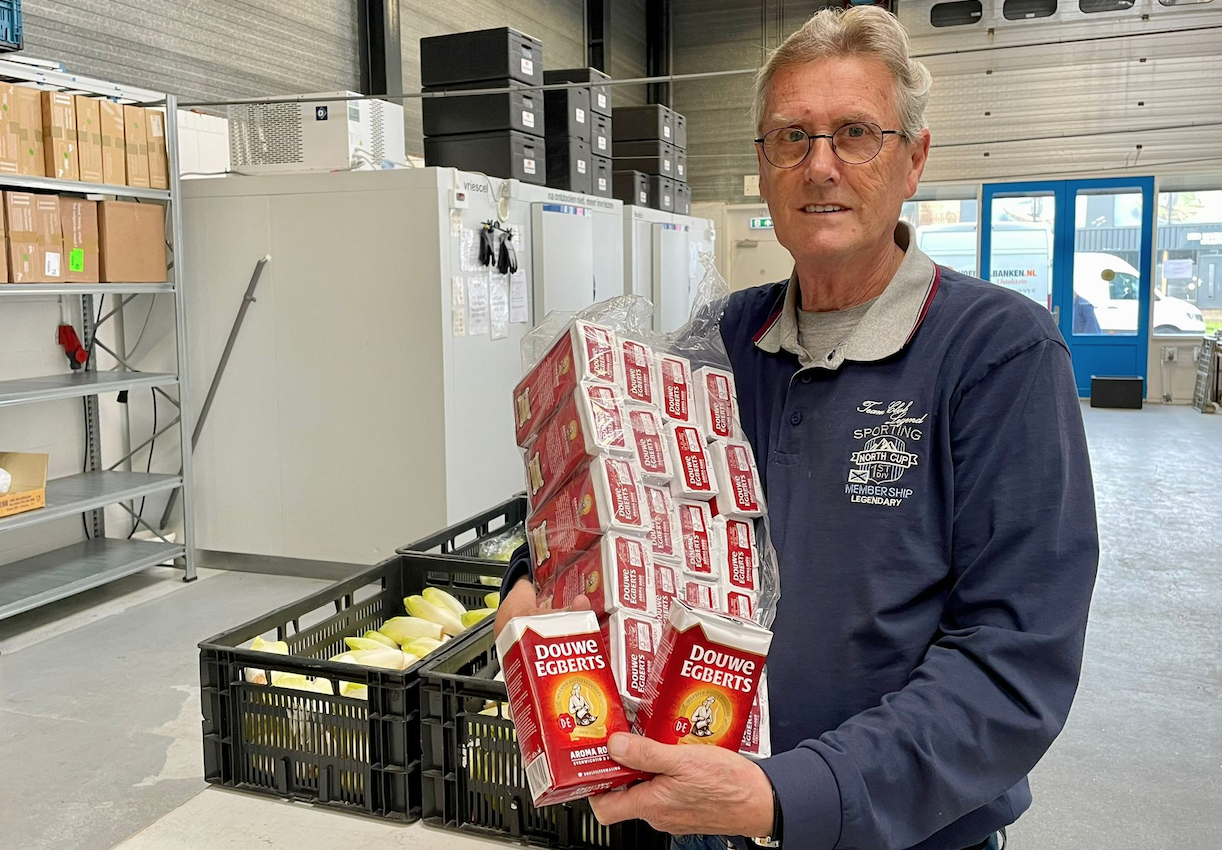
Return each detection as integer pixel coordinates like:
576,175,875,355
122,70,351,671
756,144,769,203
905,128,931,199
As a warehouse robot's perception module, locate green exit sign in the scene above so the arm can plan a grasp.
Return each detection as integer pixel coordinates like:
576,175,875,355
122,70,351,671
749,217,773,229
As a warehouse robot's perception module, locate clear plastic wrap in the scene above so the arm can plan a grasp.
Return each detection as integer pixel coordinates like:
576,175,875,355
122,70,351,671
517,254,780,630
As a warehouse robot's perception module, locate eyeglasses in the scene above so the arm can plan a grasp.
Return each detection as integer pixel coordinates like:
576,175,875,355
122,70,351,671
755,122,902,168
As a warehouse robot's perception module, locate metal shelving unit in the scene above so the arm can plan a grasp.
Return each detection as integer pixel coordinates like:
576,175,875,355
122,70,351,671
0,58,197,622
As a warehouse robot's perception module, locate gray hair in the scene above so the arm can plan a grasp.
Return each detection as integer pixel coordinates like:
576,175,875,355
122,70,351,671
753,6,932,141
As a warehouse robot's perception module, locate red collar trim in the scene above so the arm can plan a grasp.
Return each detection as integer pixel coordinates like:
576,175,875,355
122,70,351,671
903,264,941,347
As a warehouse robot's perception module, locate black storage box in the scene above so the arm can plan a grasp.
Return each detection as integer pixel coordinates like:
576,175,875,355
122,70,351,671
591,112,612,158
675,182,691,215
420,27,542,89
544,86,592,143
544,67,612,116
613,104,675,145
1090,376,1144,409
613,139,676,179
422,81,543,138
614,169,650,207
546,135,592,194
673,111,688,149
649,175,675,212
424,130,545,185
591,154,612,198
674,147,688,182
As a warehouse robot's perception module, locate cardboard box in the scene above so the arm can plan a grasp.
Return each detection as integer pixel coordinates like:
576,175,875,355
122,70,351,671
0,195,7,283
123,105,150,188
100,100,126,185
5,191,63,282
60,198,100,283
0,85,20,174
98,200,167,282
15,87,45,176
0,452,49,520
75,97,104,183
146,109,169,189
41,91,79,180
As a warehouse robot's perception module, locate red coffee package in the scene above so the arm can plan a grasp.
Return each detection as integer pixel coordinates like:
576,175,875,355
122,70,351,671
602,610,661,711
676,500,716,579
515,320,617,446
626,403,674,484
620,338,658,406
723,589,756,620
692,366,741,442
527,456,650,585
656,353,693,423
668,422,718,501
540,533,657,619
643,484,682,564
714,516,759,594
525,383,630,508
680,575,719,613
654,560,679,622
738,671,771,759
632,602,773,750
708,440,764,518
496,611,647,806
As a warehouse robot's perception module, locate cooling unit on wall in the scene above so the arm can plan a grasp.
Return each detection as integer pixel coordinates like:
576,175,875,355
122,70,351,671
227,91,406,173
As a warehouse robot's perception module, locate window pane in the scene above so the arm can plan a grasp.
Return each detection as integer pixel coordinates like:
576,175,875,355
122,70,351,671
990,195,1055,310
1073,190,1143,337
1080,0,1134,10
1003,0,1058,19
931,0,984,26
904,200,981,276
1156,189,1222,336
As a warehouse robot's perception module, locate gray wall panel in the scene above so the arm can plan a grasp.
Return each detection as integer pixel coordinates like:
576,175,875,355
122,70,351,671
673,0,1222,203
610,0,649,107
20,0,361,101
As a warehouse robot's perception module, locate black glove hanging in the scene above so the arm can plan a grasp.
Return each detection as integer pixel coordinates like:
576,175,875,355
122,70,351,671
497,228,518,275
479,222,497,267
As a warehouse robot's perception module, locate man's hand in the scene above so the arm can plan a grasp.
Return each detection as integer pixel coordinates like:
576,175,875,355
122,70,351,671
492,577,590,639
588,733,775,837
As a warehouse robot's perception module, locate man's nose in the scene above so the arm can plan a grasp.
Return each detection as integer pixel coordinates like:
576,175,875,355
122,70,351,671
803,136,840,183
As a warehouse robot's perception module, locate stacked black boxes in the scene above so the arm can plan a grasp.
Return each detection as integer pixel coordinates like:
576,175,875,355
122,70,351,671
542,68,613,198
420,27,546,185
611,104,689,214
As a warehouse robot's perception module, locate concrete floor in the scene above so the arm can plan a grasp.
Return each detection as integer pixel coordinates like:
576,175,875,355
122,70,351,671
1,403,1219,849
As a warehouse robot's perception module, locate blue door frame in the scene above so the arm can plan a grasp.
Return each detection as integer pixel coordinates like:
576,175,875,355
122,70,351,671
981,177,1155,397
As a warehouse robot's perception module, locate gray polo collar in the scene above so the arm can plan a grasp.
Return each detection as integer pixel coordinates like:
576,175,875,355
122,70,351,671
753,221,940,370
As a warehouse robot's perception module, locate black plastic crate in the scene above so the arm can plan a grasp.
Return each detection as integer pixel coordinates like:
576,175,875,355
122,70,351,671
423,82,544,138
612,105,674,145
421,26,543,89
544,68,612,117
674,147,687,183
544,87,592,144
590,113,611,159
612,139,675,180
546,136,593,194
591,155,612,199
424,130,546,185
419,621,669,849
673,112,687,150
400,494,528,562
613,170,650,207
675,182,691,216
199,552,507,823
649,175,675,212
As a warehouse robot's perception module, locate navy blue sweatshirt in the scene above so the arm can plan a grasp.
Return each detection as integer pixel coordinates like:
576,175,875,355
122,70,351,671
504,227,1098,850
723,232,1098,850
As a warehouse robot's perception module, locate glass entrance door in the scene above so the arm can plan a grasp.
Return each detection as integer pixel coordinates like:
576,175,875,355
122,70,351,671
982,177,1155,396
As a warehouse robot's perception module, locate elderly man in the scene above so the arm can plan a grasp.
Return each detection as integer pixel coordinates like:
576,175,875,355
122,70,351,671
497,8,1098,850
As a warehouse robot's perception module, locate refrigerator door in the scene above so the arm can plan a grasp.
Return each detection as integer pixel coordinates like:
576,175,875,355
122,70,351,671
531,202,597,321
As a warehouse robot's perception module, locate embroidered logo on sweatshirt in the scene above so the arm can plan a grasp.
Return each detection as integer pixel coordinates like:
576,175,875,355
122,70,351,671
845,400,926,507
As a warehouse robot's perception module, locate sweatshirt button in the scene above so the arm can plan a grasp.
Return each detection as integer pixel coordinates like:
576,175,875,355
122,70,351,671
790,412,802,426
800,373,812,384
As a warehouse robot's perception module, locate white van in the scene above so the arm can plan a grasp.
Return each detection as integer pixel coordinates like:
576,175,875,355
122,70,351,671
915,221,1053,308
915,224,1206,335
1073,253,1205,335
